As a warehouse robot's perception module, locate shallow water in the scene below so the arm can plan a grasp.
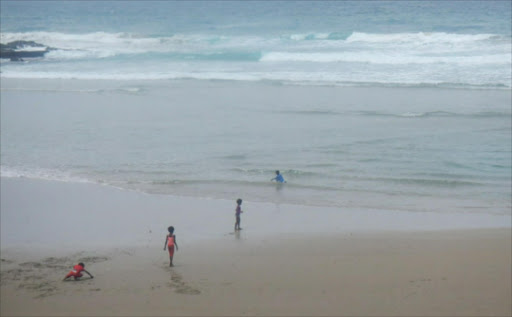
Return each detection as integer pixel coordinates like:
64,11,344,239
1,79,510,215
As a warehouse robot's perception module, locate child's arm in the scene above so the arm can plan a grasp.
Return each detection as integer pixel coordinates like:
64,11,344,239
84,269,94,278
163,235,168,250
174,235,179,251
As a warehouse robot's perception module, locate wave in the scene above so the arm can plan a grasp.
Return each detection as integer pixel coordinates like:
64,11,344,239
3,163,507,212
221,154,248,160
260,51,510,65
1,30,509,82
368,176,484,187
0,166,91,184
1,71,509,90
41,50,263,62
283,32,351,41
278,110,341,116
0,85,146,95
2,169,490,202
345,32,502,43
228,167,320,177
3,30,504,45
1,31,508,61
149,178,343,193
357,110,512,119
1,30,510,88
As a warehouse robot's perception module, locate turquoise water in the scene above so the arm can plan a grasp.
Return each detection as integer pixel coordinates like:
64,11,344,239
0,1,511,216
1,1,510,87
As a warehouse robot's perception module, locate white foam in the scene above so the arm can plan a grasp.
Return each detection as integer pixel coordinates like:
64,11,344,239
346,32,498,44
0,69,510,89
2,31,505,60
0,30,510,87
260,51,511,65
0,166,91,184
1,31,184,59
13,46,48,52
288,33,330,41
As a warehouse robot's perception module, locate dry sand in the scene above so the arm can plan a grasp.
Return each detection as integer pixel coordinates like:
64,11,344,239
1,228,510,316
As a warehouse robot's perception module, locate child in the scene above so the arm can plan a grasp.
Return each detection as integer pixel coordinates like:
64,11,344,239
235,198,243,231
63,262,94,281
271,170,286,183
163,226,179,267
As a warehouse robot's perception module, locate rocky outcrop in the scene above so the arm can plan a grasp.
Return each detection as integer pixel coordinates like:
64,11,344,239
0,41,51,61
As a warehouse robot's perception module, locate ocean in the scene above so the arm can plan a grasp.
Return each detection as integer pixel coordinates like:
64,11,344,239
1,1,511,87
1,1,511,217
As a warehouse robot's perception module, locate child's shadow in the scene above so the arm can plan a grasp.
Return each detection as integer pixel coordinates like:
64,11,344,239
63,277,94,282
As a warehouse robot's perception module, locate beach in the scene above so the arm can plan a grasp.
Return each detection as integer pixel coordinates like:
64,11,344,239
1,77,511,317
1,2,511,315
1,178,511,316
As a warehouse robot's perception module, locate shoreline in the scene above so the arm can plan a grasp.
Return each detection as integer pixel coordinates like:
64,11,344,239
0,76,512,95
2,177,510,250
1,77,511,91
1,164,511,316
2,77,511,215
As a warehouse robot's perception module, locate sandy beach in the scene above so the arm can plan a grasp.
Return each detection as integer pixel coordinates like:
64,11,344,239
1,178,511,316
1,229,510,316
2,1,511,315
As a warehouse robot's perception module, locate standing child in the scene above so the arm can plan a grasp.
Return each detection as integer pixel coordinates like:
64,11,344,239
235,198,243,231
63,262,94,281
163,226,179,267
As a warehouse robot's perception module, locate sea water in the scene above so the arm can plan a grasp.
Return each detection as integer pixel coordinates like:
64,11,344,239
1,1,511,217
1,1,511,87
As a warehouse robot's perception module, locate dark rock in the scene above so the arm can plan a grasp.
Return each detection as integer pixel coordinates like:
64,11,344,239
1,40,52,61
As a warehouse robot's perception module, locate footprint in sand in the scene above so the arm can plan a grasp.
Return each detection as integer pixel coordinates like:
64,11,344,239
0,268,29,285
77,256,109,264
19,261,44,269
404,277,439,299
41,256,73,269
3,254,107,299
1,258,14,264
166,269,201,295
12,262,60,298
18,280,59,299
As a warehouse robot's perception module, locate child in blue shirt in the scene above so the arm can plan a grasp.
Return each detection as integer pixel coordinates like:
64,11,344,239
271,170,286,183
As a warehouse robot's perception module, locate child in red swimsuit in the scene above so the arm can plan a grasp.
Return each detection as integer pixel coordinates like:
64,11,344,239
63,262,94,281
163,226,179,267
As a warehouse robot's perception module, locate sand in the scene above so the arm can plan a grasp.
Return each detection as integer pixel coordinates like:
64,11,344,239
1,228,510,316
1,178,511,316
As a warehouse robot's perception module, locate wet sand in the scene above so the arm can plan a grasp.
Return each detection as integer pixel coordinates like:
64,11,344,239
1,177,511,316
1,228,510,316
